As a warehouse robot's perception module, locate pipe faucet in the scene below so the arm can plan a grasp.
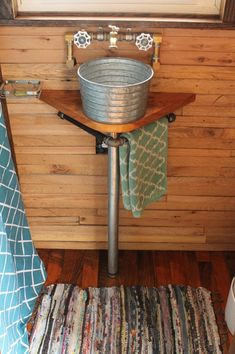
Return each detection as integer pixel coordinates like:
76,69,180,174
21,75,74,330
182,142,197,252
108,25,119,49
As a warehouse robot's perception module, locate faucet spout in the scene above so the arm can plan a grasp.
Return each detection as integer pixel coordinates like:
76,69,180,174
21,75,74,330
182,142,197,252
108,25,119,49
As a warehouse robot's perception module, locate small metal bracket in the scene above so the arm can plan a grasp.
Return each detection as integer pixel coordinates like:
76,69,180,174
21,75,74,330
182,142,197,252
58,111,109,154
96,138,108,154
0,80,41,99
96,136,127,154
58,111,176,154
104,136,128,147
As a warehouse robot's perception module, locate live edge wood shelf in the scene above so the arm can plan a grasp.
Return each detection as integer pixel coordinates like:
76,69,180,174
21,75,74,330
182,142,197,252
40,90,196,133
40,89,195,277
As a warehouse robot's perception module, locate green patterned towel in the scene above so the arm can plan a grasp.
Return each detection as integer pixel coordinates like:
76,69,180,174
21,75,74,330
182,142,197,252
119,117,168,217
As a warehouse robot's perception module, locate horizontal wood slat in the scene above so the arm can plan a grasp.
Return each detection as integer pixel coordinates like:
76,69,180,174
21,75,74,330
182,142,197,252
22,194,235,211
1,48,234,66
3,63,235,81
12,135,94,147
34,241,235,251
19,176,235,196
30,225,205,243
161,36,235,52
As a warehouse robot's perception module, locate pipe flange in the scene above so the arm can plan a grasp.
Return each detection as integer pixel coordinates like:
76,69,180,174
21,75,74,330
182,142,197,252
136,33,153,51
74,30,91,48
104,136,128,147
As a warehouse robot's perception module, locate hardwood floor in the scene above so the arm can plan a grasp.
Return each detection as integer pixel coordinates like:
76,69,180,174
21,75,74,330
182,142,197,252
37,249,235,352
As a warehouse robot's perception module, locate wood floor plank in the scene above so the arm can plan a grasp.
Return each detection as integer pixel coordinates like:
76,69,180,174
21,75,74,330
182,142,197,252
58,250,84,285
81,250,99,288
118,250,138,286
137,251,155,287
195,251,211,262
198,261,213,290
211,252,232,310
226,251,235,279
153,251,172,286
169,251,188,285
183,251,201,288
37,249,50,269
44,249,65,285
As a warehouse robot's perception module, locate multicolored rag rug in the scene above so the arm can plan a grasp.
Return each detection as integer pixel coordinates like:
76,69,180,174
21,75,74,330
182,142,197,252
29,284,222,354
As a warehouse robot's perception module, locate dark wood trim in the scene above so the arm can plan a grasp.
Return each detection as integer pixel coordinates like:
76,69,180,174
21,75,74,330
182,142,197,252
0,0,15,20
222,0,235,23
17,11,220,20
0,0,234,28
0,66,19,176
0,17,234,29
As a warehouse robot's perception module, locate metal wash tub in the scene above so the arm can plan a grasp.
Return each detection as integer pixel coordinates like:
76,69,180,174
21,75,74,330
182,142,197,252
77,57,154,124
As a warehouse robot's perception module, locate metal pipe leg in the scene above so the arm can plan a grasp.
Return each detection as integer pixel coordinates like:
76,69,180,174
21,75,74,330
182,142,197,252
108,133,120,277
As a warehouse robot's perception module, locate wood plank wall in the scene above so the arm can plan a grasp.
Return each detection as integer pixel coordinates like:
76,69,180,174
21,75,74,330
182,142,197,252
1,26,235,250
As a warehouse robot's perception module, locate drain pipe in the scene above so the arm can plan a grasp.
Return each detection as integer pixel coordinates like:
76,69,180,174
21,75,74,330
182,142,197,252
107,133,120,277
105,134,127,277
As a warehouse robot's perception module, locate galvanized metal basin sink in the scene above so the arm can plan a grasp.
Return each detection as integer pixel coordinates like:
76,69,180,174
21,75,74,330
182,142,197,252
77,57,154,124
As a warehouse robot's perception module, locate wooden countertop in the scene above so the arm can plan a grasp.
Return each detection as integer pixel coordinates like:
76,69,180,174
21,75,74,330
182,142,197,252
40,90,195,133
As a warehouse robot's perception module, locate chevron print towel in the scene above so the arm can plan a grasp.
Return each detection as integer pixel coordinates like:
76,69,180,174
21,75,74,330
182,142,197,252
119,118,168,217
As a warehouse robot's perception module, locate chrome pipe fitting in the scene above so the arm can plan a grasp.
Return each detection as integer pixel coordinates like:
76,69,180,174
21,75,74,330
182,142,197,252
104,136,128,147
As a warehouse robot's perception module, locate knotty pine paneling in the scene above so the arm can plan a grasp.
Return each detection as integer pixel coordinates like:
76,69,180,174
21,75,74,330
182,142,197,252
1,26,235,250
